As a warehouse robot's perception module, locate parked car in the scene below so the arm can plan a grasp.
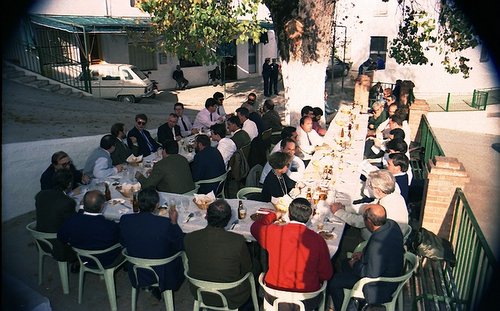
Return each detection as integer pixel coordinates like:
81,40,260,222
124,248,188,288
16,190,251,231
78,63,155,103
325,57,350,79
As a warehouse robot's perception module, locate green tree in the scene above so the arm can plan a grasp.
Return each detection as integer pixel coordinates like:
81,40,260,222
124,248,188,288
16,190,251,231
136,0,264,65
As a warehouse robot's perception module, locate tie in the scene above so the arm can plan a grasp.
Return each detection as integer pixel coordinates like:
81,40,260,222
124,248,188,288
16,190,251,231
172,127,176,139
306,132,312,145
141,130,154,152
181,117,188,131
210,113,213,121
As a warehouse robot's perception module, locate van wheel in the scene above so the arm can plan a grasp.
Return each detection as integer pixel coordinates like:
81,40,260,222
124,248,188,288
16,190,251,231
118,95,135,103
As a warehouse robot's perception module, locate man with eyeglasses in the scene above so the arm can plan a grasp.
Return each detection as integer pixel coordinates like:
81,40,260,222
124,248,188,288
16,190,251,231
127,113,160,157
40,151,90,191
157,113,182,144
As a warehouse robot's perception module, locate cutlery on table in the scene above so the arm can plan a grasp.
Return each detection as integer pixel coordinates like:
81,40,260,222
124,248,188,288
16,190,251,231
230,219,239,230
185,212,194,223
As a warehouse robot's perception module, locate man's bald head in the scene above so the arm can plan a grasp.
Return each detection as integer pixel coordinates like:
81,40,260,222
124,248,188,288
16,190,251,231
83,190,106,213
363,203,387,230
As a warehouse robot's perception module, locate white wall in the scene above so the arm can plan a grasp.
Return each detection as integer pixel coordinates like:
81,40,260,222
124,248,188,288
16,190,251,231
30,0,150,17
1,130,159,222
337,0,499,93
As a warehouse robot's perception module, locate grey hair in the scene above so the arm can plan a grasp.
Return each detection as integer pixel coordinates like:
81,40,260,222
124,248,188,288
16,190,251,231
368,169,395,194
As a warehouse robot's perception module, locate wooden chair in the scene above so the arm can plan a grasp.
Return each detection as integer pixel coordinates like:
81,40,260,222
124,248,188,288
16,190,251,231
340,252,418,311
72,244,126,311
122,249,184,311
26,221,70,294
195,168,231,199
259,273,327,311
182,253,259,311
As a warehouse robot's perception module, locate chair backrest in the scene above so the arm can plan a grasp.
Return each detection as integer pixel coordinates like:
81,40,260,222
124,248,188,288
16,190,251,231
122,249,184,288
258,273,327,311
72,243,123,272
194,168,230,197
261,128,272,142
245,164,263,187
26,221,57,255
182,253,258,311
348,252,418,302
237,187,263,200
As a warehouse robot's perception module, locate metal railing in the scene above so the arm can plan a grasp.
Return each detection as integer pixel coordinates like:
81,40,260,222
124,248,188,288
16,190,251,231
448,188,496,311
411,115,446,179
3,40,90,92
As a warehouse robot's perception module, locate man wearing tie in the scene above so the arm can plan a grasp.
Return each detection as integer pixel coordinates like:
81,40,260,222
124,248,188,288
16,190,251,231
157,113,182,145
193,97,223,130
174,102,198,137
127,113,160,157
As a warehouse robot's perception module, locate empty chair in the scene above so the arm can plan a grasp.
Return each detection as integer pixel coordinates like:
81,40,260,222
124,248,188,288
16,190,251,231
122,249,184,311
259,273,327,311
245,164,263,188
183,254,259,311
26,221,70,294
195,168,231,199
71,244,126,311
340,252,418,311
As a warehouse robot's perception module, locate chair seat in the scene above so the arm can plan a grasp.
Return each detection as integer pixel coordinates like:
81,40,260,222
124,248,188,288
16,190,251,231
258,273,327,311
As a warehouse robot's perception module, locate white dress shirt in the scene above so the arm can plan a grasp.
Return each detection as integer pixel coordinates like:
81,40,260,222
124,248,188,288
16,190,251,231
177,114,193,137
193,108,220,129
242,119,258,141
296,126,323,161
217,137,237,167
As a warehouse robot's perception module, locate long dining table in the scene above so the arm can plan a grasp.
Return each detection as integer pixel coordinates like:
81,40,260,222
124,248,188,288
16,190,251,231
72,103,369,258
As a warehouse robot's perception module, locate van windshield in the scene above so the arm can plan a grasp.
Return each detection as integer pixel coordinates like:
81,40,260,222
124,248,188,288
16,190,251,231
131,67,148,80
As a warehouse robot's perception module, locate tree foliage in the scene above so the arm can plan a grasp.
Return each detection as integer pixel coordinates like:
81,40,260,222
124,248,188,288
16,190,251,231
389,0,479,78
136,0,264,64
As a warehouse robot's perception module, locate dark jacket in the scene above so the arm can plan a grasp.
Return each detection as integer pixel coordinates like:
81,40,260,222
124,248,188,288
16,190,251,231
190,146,226,195
120,212,185,291
127,126,160,157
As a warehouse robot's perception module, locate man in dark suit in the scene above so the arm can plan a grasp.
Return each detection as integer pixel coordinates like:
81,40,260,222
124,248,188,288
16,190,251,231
135,140,196,194
40,151,90,191
120,187,185,298
127,113,160,157
58,190,122,267
35,169,78,264
328,204,404,311
157,113,182,145
110,122,138,166
190,134,226,195
184,199,253,310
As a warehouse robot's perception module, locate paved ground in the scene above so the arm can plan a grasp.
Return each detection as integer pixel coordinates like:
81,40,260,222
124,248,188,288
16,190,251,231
2,74,498,310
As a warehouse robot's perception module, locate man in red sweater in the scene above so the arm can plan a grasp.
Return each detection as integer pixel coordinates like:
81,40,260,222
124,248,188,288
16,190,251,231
251,197,333,310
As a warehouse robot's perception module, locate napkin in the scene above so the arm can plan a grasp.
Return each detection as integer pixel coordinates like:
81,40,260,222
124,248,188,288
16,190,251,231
126,154,143,163
193,191,216,205
271,195,292,212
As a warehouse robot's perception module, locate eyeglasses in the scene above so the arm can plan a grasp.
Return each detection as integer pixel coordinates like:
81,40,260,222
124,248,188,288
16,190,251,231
137,120,146,125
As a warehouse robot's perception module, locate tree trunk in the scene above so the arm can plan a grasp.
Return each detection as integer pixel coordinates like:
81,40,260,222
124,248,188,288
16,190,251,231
281,60,328,126
264,0,336,126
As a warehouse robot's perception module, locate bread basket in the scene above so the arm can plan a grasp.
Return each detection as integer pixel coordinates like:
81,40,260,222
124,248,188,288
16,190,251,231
192,198,213,210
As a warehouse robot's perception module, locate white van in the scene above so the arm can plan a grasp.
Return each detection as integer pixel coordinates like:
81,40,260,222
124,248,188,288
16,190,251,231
80,63,155,103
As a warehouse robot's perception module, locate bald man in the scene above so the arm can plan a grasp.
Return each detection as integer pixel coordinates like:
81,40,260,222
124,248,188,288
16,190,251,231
58,190,123,267
328,204,405,311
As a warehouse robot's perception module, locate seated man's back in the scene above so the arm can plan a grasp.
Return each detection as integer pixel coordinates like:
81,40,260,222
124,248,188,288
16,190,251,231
120,187,185,291
184,199,253,309
251,198,332,293
58,190,122,267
